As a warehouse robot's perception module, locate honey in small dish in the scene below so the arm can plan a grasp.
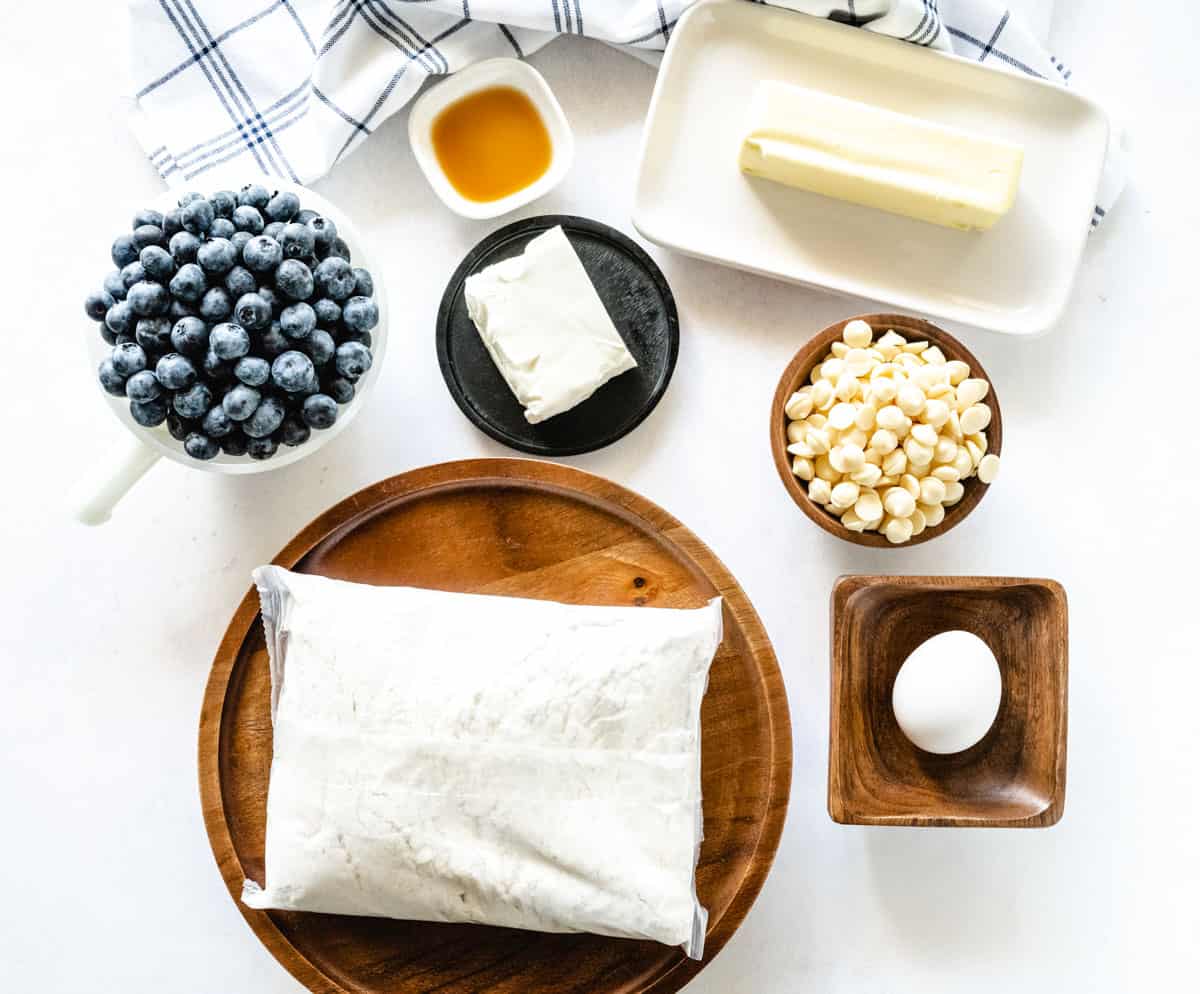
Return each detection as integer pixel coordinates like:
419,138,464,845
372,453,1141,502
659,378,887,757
431,86,552,203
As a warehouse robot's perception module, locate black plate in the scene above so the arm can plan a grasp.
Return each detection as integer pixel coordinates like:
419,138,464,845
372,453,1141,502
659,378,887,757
436,215,679,456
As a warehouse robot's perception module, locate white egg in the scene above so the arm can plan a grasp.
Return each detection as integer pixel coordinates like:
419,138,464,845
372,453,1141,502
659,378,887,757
891,630,1002,754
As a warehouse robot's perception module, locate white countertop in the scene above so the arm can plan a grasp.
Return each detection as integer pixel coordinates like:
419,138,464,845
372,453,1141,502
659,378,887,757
2,1,1196,990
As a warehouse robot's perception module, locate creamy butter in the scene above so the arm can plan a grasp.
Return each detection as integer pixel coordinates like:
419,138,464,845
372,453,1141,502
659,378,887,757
739,81,1024,231
464,226,637,423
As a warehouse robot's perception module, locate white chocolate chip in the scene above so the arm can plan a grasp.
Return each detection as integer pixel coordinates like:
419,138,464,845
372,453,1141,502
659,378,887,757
831,480,860,509
876,405,908,432
896,383,926,417
821,358,845,382
828,402,857,431
882,449,907,477
842,319,874,348
829,340,849,358
910,423,939,448
850,463,883,488
945,360,970,385
844,348,874,377
792,456,814,480
903,437,934,467
835,371,860,401
787,422,807,444
977,453,1000,484
808,478,832,505
900,474,920,499
814,454,838,482
908,507,927,537
901,339,928,354
787,440,814,458
942,480,965,506
919,476,947,505
869,428,899,454
922,398,951,429
883,487,916,519
785,389,813,420
854,403,878,431
810,379,834,411
955,378,990,410
933,436,958,464
884,516,914,544
919,502,945,527
959,403,992,435
840,507,867,531
922,345,947,365
932,465,960,483
854,489,883,522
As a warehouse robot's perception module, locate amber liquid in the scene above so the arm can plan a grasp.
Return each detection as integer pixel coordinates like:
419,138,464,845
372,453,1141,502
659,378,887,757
431,86,553,203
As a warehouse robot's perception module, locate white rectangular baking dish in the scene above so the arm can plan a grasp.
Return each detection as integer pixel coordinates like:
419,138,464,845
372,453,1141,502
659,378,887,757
632,0,1110,336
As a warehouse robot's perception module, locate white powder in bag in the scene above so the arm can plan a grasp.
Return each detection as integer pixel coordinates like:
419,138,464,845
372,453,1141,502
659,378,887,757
243,566,721,958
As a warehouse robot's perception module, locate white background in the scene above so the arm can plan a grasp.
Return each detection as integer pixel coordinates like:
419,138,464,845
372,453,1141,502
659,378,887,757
2,1,1197,991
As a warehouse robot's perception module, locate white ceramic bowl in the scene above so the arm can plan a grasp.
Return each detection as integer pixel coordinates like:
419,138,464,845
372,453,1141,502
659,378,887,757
77,179,388,523
408,58,574,220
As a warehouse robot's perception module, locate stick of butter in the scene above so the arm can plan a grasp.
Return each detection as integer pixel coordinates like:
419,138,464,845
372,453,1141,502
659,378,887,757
738,81,1024,231
465,226,637,424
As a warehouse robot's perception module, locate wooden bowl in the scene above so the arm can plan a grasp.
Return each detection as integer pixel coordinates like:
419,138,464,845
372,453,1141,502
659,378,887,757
828,575,1068,828
770,314,1002,547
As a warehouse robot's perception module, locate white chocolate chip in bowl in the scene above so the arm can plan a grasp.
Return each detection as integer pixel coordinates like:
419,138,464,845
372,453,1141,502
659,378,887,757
771,314,1002,547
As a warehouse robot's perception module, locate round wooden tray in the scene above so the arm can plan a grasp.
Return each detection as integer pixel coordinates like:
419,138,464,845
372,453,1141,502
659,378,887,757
199,458,792,994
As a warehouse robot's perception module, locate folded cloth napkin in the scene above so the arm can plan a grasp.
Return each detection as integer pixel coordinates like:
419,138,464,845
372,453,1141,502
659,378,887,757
127,0,1124,226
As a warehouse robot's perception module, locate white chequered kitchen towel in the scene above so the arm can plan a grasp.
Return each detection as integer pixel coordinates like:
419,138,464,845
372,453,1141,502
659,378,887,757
127,0,1125,227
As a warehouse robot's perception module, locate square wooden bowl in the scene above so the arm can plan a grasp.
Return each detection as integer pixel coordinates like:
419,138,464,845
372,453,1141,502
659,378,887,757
828,575,1068,828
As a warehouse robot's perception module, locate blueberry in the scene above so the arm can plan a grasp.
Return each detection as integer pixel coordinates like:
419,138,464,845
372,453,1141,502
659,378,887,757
171,315,208,356
169,230,202,265
184,432,220,461
98,358,126,396
169,262,207,302
120,260,146,288
328,237,351,263
272,350,315,393
155,352,197,391
140,244,175,282
341,296,378,333
177,191,204,207
85,289,115,321
230,230,253,258
234,355,270,386
173,382,212,419
201,404,234,438
301,393,338,429
98,324,118,346
237,183,270,209
279,222,315,260
242,234,281,273
306,216,337,252
210,321,251,359
104,300,135,335
313,298,341,326
334,340,372,380
168,298,196,321
280,415,311,447
234,292,271,330
111,233,139,268
298,369,322,397
209,217,236,240
351,267,374,297
133,208,164,229
180,197,214,235
280,302,315,340
130,396,169,427
128,281,169,317
243,395,287,439
110,341,147,377
265,190,300,222
246,435,279,460
162,209,183,238
166,411,194,442
263,221,285,241
304,328,335,366
232,205,265,235
132,224,164,250
200,287,232,323
314,257,355,301
125,369,163,403
103,269,126,301
294,208,318,225
223,265,256,299
257,285,281,315
340,329,372,349
324,376,355,404
197,237,237,274
258,322,289,358
220,431,249,456
275,259,314,301
135,316,173,354
210,190,237,218
222,384,261,421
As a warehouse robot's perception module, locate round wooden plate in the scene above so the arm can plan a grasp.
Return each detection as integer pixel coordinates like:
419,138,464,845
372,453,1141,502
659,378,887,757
200,458,792,994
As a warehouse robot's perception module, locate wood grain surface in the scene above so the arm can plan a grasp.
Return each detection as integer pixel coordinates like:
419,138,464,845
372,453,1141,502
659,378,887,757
199,458,792,993
770,314,1003,547
828,575,1068,828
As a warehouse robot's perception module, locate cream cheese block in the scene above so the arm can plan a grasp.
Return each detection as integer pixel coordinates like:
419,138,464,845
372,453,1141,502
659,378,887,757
738,81,1024,231
465,225,637,424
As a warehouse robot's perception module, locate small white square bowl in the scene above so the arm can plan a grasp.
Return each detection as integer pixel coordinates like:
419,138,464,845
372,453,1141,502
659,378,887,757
408,59,574,221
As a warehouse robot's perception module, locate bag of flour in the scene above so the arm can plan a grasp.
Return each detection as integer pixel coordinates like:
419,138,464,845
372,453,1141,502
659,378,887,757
244,566,722,958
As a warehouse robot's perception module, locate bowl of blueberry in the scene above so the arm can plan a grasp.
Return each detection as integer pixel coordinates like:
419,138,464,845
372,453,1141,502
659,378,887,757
78,180,386,523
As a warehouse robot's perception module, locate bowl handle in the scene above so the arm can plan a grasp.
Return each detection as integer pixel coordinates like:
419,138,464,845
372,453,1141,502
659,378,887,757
72,434,161,525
